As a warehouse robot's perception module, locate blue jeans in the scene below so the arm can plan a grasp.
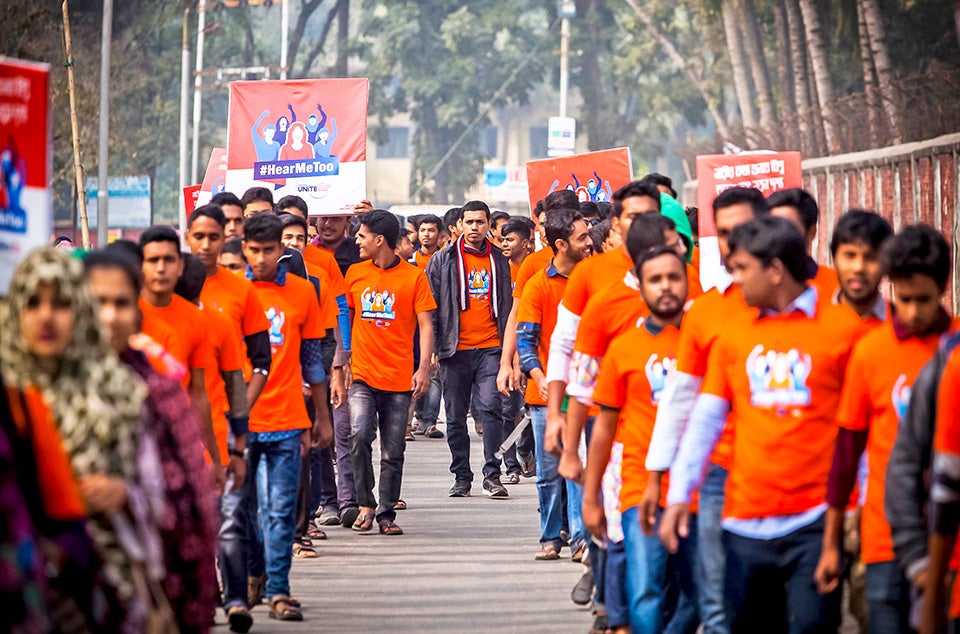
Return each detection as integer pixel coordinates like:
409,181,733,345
348,381,411,523
698,463,730,634
605,539,629,628
440,347,507,481
249,434,302,598
414,367,442,426
724,516,841,634
501,390,524,474
623,506,700,634
864,561,911,633
218,470,248,610
530,405,585,549
332,400,357,512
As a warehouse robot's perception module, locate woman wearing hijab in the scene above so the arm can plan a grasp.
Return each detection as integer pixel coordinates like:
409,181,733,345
0,248,168,633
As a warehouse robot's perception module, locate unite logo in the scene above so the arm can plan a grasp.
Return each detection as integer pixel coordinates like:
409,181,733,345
746,344,812,408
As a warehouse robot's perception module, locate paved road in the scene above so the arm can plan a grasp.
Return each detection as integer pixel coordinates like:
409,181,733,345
226,427,594,633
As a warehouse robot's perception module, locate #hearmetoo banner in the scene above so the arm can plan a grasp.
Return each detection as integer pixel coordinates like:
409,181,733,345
0,57,51,294
525,147,633,215
226,78,368,215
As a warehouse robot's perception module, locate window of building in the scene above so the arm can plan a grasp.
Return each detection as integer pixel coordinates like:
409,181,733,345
478,125,498,160
529,126,549,159
377,126,409,159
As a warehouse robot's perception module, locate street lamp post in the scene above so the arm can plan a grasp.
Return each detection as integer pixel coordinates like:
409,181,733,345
97,0,113,247
557,0,575,119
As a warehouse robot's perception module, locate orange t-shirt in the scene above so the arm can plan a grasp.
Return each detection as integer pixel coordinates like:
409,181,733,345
592,323,695,512
561,248,632,316
200,266,270,338
139,295,217,390
201,306,244,466
413,249,436,269
934,347,960,617
516,264,568,405
513,248,553,299
249,274,326,433
458,251,500,350
812,263,839,300
346,259,437,392
304,243,347,298
306,263,340,331
838,319,959,564
702,300,869,520
509,261,520,289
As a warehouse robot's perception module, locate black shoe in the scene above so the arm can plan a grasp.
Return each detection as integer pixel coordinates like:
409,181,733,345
482,476,509,498
571,570,593,605
340,506,360,528
449,481,472,497
227,606,253,633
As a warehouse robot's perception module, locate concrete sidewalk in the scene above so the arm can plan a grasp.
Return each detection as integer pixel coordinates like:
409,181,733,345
232,429,594,633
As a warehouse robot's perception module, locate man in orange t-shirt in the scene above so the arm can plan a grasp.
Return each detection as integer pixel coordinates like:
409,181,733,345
819,225,957,630
344,210,436,534
661,216,869,632
426,201,514,498
516,209,591,559
409,214,445,438
585,246,697,633
767,188,839,300
242,213,332,621
412,214,442,269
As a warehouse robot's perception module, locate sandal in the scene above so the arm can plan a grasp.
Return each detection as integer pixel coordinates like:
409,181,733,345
292,536,318,558
306,527,327,541
378,520,404,535
535,545,560,560
394,499,407,511
268,595,303,621
352,512,375,532
226,606,253,633
247,574,266,606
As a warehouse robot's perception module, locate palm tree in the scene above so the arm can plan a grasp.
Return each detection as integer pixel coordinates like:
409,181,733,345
859,0,901,143
797,0,839,153
784,0,817,155
720,0,757,134
738,0,777,144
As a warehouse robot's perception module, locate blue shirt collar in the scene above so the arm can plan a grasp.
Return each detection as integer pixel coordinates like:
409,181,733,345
832,289,886,322
546,259,566,279
246,261,287,286
758,286,818,319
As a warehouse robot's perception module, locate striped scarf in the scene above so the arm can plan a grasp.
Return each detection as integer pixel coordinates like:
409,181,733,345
455,234,500,319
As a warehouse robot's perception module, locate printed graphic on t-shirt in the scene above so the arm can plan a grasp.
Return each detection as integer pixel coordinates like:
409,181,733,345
892,373,911,420
645,353,676,403
469,267,490,301
266,306,285,346
746,345,812,408
360,287,396,324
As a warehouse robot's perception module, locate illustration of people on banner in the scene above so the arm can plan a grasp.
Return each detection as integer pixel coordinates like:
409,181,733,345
548,169,613,203
526,147,632,216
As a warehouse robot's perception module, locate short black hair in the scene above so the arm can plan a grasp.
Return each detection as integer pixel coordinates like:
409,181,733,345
243,212,282,244
108,239,143,265
139,226,181,255
276,195,309,217
174,253,206,303
240,186,274,209
713,186,767,218
360,209,401,250
444,207,462,229
533,199,545,218
502,217,532,242
639,172,677,199
829,209,894,256
460,200,491,220
544,208,584,255
279,212,308,234
728,215,810,283
766,188,819,232
222,237,244,258
83,245,143,295
625,213,674,264
188,203,226,229
596,201,612,221
211,192,242,209
491,210,510,228
544,189,579,212
588,219,612,253
635,244,686,279
418,214,442,231
579,201,600,219
881,224,951,290
685,207,699,237
613,181,662,218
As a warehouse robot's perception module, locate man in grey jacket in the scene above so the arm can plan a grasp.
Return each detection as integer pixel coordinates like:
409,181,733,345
426,201,513,498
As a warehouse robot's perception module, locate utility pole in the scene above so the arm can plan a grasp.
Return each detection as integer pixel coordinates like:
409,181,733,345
559,8,571,118
191,1,206,183
97,0,113,247
179,4,191,236
280,0,289,79
62,0,90,249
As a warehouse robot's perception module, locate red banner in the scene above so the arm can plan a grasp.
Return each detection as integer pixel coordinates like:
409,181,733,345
525,148,633,215
225,78,368,215
183,184,202,215
695,152,802,237
201,147,227,195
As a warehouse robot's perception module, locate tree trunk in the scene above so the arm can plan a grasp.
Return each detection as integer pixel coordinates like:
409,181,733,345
861,0,901,143
624,0,732,140
856,0,882,147
738,0,777,144
785,0,816,155
287,0,324,78
797,0,839,153
579,0,607,151
720,0,757,135
773,2,797,148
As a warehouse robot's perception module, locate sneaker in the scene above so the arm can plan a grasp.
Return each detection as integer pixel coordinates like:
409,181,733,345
425,424,444,439
449,481,472,497
518,451,536,478
314,507,340,526
571,570,593,605
503,472,521,485
340,506,360,528
482,476,509,498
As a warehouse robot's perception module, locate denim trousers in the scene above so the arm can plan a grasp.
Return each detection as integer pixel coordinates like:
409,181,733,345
332,399,357,512
414,367,442,426
439,347,507,481
247,434,302,598
501,389,525,474
698,463,730,634
864,560,911,634
724,516,841,634
623,506,700,634
529,405,585,549
218,470,248,610
348,381,412,523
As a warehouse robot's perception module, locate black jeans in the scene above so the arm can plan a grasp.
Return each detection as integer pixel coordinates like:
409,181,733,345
440,347,506,481
347,381,411,523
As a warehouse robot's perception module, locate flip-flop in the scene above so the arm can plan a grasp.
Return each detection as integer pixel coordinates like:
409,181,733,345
352,512,375,532
378,520,404,535
268,595,303,621
394,499,407,511
535,545,560,560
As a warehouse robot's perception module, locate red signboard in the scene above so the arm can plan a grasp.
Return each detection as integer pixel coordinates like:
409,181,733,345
525,148,633,215
183,184,202,215
201,147,227,195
